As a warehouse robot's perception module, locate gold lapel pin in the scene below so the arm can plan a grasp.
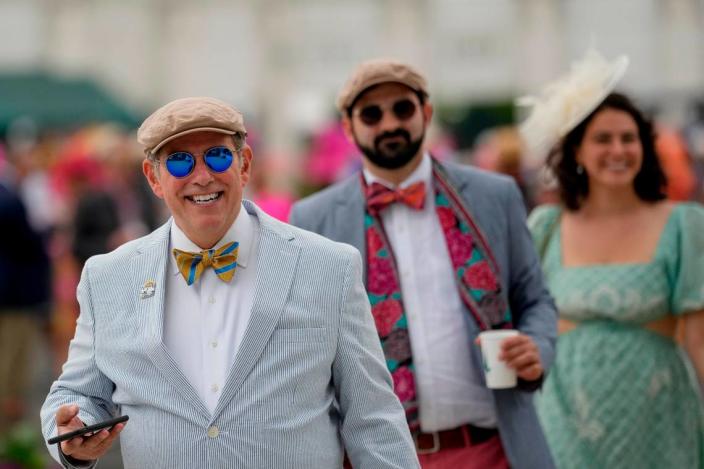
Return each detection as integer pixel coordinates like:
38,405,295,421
140,280,156,299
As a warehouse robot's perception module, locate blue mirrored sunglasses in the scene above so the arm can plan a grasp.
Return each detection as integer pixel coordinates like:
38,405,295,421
164,146,235,178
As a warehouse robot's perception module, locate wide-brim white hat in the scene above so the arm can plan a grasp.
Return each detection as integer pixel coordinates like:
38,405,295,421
517,49,629,166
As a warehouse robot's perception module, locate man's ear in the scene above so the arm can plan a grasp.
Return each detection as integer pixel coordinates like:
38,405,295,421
341,115,355,144
142,158,164,199
422,102,434,127
238,145,253,187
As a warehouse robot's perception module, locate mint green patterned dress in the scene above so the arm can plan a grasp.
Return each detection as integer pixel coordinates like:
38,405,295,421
528,203,704,469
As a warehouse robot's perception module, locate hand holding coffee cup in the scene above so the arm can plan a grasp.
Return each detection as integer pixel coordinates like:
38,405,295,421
477,331,543,388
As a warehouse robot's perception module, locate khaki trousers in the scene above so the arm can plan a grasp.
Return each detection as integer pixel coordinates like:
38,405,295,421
0,312,39,432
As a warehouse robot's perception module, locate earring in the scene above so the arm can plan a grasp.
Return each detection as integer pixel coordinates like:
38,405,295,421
576,164,584,175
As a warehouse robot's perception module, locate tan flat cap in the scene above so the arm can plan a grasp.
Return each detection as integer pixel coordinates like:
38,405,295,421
336,58,429,112
138,96,246,155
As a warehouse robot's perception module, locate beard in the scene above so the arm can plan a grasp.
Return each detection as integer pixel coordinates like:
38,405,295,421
356,128,425,170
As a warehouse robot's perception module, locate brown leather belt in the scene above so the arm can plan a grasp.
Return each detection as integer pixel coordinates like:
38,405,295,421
414,424,499,454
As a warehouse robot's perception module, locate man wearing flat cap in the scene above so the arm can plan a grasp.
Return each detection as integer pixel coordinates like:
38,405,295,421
290,59,557,468
41,96,419,469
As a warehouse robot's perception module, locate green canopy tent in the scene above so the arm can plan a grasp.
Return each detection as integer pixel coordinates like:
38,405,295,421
0,72,139,135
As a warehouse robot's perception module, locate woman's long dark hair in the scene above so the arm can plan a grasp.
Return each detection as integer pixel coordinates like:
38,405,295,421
548,92,666,210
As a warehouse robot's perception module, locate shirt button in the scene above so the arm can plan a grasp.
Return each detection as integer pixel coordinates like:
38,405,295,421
211,383,219,393
211,340,218,349
208,296,216,304
207,426,219,438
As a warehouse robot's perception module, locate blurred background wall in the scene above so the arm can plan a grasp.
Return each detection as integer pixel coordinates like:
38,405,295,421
0,0,702,151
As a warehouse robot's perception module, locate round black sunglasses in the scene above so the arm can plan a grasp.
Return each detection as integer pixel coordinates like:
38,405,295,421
356,98,417,126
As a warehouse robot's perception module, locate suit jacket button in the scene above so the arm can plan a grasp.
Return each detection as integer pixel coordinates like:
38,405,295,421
207,426,219,438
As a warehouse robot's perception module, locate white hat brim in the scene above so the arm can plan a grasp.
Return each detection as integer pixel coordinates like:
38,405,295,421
518,50,630,166
559,55,629,139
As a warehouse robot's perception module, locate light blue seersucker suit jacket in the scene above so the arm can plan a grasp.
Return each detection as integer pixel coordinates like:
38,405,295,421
41,200,419,469
290,161,558,469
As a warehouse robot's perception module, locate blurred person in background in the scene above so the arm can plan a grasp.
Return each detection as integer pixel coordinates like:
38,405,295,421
85,124,163,237
63,157,122,268
48,127,156,371
2,127,79,376
41,97,418,469
290,58,557,469
0,167,51,434
523,50,704,468
4,118,58,241
684,101,704,202
302,121,360,192
248,154,295,222
471,126,534,209
655,123,697,201
49,154,123,373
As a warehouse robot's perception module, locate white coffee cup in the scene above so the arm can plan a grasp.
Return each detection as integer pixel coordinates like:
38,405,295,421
478,329,519,389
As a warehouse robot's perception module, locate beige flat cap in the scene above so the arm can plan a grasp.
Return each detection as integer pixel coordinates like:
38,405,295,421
138,96,246,155
336,58,429,112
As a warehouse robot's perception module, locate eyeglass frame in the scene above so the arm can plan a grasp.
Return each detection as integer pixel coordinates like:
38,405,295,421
346,89,427,118
351,97,420,127
147,132,247,176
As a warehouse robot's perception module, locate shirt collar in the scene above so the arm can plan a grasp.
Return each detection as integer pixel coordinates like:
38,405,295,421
170,203,254,275
362,152,432,190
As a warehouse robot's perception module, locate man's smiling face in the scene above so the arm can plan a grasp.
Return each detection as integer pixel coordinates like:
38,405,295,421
143,131,252,248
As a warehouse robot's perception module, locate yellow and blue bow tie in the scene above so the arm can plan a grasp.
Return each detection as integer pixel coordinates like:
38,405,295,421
173,241,239,286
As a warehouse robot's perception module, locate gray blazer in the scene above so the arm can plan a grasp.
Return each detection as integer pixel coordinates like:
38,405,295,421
290,161,558,469
41,201,419,469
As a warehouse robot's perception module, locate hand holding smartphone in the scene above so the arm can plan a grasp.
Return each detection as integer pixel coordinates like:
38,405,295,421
48,415,129,445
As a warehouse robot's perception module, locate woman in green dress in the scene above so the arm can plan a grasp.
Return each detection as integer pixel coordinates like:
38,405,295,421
524,85,704,466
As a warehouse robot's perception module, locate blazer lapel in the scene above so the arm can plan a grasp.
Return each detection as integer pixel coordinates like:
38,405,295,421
333,177,367,282
440,160,471,206
134,220,211,420
213,203,301,419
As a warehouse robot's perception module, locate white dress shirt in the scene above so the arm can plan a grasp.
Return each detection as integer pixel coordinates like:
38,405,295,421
164,205,259,414
363,154,497,431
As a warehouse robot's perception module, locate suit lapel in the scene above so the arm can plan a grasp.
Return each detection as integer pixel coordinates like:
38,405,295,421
440,161,471,205
134,220,211,420
213,203,301,419
333,177,367,281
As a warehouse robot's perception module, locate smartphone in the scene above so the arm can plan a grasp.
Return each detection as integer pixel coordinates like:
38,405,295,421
47,415,129,445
